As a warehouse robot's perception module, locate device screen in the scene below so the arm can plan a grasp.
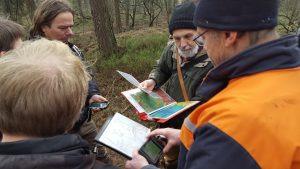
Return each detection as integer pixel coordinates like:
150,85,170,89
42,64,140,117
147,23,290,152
142,140,162,162
90,102,109,109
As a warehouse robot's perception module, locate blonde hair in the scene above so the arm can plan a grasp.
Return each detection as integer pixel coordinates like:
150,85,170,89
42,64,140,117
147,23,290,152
0,38,90,137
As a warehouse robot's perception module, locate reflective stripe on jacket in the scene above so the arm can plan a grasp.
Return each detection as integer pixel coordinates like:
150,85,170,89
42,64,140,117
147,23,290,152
179,35,300,169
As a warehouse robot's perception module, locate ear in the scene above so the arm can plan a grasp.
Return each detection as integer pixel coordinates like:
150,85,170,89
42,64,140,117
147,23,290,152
224,32,238,47
41,25,49,34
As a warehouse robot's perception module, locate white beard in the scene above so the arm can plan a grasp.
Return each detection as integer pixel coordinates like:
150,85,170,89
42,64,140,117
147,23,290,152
178,45,199,58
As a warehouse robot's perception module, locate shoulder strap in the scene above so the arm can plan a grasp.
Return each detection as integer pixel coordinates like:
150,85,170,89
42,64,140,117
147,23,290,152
67,42,85,60
176,48,189,102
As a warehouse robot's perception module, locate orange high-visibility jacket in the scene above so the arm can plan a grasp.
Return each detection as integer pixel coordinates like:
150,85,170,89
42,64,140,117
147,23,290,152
179,35,300,169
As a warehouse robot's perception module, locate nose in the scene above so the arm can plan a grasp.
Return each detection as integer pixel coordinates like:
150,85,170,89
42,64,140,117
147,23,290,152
180,39,189,49
66,27,74,36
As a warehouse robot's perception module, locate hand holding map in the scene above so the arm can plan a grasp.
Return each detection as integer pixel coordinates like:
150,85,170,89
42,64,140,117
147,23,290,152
117,70,151,94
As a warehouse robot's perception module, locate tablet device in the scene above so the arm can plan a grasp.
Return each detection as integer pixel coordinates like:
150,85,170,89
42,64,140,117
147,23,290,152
139,137,164,165
95,113,150,159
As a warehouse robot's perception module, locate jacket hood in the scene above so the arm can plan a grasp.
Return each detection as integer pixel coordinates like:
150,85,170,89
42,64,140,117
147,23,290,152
0,134,94,169
194,35,300,102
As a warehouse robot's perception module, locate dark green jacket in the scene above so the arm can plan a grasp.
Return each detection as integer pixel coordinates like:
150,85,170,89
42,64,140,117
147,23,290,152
149,42,213,101
149,42,213,128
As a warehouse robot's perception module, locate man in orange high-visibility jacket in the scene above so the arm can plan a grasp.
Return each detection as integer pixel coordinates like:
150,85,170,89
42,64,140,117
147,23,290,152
125,0,300,168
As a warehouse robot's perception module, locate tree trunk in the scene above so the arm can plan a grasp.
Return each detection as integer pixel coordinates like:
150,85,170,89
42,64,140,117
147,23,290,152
130,0,137,29
114,0,122,33
89,0,118,58
84,0,90,7
163,0,171,24
143,0,162,27
25,0,36,19
3,0,12,18
83,0,91,14
125,0,130,29
15,0,20,22
76,0,86,19
149,1,154,27
173,0,177,7
278,0,300,33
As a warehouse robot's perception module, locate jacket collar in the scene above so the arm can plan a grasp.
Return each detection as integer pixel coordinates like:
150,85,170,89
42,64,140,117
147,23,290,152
195,35,300,102
0,134,93,169
0,134,90,154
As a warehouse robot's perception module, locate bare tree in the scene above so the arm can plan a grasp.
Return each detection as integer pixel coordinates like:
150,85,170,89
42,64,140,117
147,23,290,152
89,0,118,58
114,0,122,33
25,0,36,19
163,0,172,24
124,0,130,29
2,0,25,23
76,0,86,19
121,0,138,29
2,0,12,18
279,0,300,34
143,0,162,27
82,0,91,15
130,0,138,28
83,0,90,7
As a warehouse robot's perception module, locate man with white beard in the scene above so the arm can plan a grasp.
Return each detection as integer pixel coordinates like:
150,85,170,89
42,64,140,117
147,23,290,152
140,2,213,129
139,2,213,168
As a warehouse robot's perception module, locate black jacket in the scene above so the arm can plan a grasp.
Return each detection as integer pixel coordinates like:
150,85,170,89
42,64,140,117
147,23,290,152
0,134,118,169
68,42,100,104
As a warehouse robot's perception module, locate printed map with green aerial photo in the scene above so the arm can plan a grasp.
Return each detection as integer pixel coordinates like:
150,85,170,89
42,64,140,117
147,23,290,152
122,88,175,114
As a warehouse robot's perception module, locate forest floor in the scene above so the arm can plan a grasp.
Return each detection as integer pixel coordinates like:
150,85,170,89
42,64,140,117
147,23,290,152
73,26,169,168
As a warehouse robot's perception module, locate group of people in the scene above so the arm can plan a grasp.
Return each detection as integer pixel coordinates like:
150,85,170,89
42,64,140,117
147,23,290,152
0,0,299,169
0,0,111,168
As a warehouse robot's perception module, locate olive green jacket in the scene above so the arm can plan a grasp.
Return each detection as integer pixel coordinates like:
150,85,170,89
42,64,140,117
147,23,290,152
149,42,213,128
149,42,213,102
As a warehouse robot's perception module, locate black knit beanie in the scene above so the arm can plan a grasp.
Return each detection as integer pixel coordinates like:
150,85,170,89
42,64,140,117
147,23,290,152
169,2,196,34
194,0,279,31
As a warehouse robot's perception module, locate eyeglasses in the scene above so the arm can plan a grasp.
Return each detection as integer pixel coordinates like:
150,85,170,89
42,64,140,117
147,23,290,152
192,30,208,47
